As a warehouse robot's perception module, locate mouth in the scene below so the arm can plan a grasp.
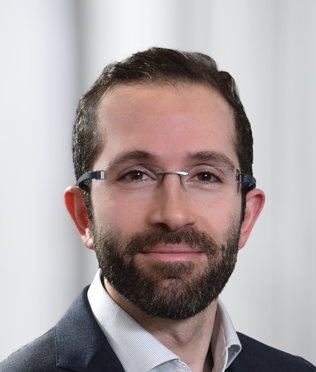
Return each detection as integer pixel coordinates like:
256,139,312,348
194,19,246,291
140,244,203,262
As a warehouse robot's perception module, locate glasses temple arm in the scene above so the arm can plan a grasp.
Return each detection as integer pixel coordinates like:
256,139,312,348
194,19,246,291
76,171,107,188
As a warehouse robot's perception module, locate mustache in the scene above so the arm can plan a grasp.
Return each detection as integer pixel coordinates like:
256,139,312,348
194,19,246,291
117,227,221,256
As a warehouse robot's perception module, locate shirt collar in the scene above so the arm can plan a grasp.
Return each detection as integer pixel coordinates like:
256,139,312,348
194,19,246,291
211,298,241,371
88,270,241,372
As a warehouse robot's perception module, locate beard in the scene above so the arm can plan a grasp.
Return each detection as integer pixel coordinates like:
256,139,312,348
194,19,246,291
92,221,240,320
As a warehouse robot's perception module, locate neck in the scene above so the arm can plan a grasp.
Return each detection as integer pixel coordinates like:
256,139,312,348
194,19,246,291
104,280,217,372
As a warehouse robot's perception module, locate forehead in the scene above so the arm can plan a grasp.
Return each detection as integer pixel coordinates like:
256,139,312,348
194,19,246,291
95,83,238,168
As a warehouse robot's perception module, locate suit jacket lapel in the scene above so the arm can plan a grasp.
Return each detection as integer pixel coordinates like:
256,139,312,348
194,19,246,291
55,287,125,372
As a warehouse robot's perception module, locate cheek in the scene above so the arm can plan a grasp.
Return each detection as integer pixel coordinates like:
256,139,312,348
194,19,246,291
196,197,241,235
92,190,149,233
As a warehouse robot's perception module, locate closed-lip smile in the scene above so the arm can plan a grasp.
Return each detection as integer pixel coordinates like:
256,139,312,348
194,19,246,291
140,244,203,261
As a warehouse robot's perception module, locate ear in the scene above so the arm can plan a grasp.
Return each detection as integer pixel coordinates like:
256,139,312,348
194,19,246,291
64,186,94,250
238,188,265,250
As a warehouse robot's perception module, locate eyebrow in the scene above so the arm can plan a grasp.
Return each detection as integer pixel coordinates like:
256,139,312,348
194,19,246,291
105,150,236,171
186,151,236,170
106,150,159,169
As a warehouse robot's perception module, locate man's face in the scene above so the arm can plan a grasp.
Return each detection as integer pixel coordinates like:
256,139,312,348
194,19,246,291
90,84,242,319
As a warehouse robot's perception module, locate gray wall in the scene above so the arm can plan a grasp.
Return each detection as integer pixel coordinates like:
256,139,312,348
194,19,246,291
1,0,315,364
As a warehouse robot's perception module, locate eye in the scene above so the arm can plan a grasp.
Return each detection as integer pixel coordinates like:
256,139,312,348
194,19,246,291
128,170,147,181
118,169,152,183
195,171,221,183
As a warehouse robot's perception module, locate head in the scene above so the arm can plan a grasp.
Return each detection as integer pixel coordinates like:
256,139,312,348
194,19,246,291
72,47,254,223
66,47,264,320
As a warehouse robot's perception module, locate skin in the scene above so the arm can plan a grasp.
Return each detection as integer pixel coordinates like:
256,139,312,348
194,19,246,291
65,83,265,372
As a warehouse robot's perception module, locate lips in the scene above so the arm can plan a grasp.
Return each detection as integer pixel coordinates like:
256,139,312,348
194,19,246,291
140,244,203,261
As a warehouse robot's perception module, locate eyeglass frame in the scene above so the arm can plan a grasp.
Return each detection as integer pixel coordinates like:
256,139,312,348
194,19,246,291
75,169,256,192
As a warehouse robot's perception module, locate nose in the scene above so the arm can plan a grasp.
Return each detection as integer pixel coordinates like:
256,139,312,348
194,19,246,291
147,173,196,231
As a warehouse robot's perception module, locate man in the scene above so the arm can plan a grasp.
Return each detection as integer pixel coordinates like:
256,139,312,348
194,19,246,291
1,47,315,372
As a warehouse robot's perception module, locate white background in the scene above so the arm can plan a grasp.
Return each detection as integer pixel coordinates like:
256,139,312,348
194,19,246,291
0,0,315,365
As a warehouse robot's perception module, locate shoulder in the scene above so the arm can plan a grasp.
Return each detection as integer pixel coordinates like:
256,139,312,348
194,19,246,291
228,332,316,371
0,286,124,372
0,328,61,372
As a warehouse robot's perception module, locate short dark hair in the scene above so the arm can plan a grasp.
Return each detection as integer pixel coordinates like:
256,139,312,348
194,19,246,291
72,47,253,221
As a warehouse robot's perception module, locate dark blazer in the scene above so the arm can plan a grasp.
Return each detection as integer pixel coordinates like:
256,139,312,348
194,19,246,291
1,287,315,372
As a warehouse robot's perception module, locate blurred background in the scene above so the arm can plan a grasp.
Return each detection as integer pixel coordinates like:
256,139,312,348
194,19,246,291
0,0,315,364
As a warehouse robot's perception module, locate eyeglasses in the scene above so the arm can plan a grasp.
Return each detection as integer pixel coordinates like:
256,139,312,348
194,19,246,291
76,163,256,200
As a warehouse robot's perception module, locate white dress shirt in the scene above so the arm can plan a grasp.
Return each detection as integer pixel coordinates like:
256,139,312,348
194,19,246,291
88,270,241,372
